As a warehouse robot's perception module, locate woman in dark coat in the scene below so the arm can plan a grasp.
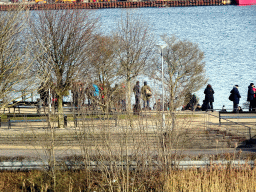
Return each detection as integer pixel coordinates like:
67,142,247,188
231,85,241,112
204,84,215,111
247,83,255,111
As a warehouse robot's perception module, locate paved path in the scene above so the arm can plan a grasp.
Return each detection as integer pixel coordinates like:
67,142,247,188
0,109,256,159
0,146,255,161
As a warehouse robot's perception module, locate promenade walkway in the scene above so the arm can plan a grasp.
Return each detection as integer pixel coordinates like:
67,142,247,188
0,107,256,160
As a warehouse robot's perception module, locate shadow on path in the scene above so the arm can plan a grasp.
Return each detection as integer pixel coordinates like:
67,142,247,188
237,135,256,152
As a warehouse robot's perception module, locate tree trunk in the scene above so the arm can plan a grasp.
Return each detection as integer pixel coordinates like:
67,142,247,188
126,80,131,112
169,93,176,131
58,95,64,128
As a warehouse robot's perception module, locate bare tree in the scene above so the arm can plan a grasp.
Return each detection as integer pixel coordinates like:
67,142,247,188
30,9,97,128
0,8,36,107
88,35,120,112
150,35,207,174
114,13,155,112
154,35,207,113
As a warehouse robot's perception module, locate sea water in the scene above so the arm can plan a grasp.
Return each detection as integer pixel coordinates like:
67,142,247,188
26,6,256,110
96,5,256,110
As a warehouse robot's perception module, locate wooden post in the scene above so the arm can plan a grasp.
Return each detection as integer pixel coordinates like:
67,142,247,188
8,116,11,129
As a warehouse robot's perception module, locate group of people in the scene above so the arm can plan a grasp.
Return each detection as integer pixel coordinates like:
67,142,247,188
133,81,152,113
38,82,59,107
38,81,127,112
78,82,126,111
197,83,256,113
202,84,242,112
225,83,255,112
38,79,256,113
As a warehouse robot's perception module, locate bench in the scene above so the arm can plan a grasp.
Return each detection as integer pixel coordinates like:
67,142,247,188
3,101,38,114
219,111,256,125
7,114,49,129
13,101,38,105
6,113,68,129
13,105,37,114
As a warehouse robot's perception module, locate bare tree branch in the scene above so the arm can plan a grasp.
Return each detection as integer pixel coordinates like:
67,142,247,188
153,35,208,112
0,7,37,107
86,35,120,112
114,12,155,111
30,9,98,127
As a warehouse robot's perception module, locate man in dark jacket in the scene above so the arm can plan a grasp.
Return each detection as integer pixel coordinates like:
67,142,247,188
133,81,141,113
247,83,255,111
204,84,214,111
231,85,241,112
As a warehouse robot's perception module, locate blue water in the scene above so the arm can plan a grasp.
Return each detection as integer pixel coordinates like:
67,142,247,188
95,5,256,110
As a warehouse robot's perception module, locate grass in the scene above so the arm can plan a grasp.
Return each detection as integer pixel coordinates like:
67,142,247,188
0,164,255,191
165,164,256,192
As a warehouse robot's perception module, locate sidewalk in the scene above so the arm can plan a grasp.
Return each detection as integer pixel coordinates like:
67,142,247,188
0,109,256,155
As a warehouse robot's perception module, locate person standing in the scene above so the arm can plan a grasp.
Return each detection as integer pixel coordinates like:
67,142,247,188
204,84,214,112
247,83,255,112
38,82,49,106
133,81,141,113
230,85,241,112
253,85,256,111
141,81,152,110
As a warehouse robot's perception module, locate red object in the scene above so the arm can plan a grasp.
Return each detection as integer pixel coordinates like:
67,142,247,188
52,98,57,102
235,0,256,5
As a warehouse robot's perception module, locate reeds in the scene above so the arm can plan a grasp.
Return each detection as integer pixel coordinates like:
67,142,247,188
0,164,255,192
165,164,256,192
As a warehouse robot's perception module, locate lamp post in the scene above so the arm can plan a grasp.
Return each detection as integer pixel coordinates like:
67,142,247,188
49,88,52,113
158,44,167,129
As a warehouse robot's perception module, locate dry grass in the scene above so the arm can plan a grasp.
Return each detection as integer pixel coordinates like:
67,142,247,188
0,164,255,192
165,164,256,192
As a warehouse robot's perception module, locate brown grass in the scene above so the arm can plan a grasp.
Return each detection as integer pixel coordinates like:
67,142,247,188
0,164,255,192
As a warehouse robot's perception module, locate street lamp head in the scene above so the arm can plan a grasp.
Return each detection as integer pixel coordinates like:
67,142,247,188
156,44,167,55
156,44,167,50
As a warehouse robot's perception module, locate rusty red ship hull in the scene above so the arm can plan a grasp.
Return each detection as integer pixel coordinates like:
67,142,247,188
0,0,224,11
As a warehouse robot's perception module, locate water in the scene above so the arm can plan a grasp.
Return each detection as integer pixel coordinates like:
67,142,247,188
95,5,256,110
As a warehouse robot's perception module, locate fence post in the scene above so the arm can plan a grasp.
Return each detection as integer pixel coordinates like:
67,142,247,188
64,115,67,128
219,112,221,126
74,115,77,127
47,114,51,128
8,116,11,129
115,113,117,127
